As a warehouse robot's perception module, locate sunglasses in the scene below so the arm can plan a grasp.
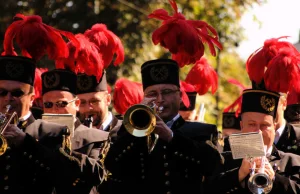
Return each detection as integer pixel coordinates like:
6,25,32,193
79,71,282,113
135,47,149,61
0,89,28,98
43,98,77,109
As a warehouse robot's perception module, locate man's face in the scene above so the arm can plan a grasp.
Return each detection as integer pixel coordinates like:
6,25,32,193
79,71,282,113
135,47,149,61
240,112,275,150
77,91,110,128
0,80,34,118
42,91,79,116
144,84,181,122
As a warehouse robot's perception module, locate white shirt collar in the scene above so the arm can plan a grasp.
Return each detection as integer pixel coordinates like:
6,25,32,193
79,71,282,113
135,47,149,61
165,113,180,128
274,120,286,144
19,111,32,121
101,112,113,131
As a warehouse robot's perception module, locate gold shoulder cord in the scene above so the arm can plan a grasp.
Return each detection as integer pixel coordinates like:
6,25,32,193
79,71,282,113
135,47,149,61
99,137,112,182
59,134,80,165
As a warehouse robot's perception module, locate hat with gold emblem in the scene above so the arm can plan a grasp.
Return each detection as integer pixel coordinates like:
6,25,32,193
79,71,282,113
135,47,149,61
42,69,77,95
0,56,36,85
141,58,180,90
241,89,280,118
76,71,107,94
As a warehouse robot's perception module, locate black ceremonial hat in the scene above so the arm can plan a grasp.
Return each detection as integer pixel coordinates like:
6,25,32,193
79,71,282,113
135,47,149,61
284,104,300,124
241,89,280,118
141,59,180,90
76,71,107,94
42,69,77,95
222,112,241,130
179,92,197,111
0,56,36,86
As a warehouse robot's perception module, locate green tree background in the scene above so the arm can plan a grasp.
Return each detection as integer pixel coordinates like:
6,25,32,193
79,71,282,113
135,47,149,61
0,0,266,130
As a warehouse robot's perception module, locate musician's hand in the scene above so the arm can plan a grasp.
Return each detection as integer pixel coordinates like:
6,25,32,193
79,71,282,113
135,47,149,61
238,158,253,182
153,115,173,142
2,124,26,147
256,159,275,181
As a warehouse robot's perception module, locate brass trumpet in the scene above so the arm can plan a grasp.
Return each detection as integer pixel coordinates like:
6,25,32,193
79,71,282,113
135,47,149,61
0,105,18,156
248,156,273,194
123,103,161,153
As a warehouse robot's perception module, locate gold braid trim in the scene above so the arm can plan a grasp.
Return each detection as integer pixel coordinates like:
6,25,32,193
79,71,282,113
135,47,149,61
99,138,112,182
59,134,80,165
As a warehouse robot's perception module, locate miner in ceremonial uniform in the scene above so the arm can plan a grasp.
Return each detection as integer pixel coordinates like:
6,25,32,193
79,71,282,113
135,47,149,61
205,89,300,194
99,58,223,194
41,69,110,194
0,56,85,194
204,37,300,194
0,13,100,194
76,72,122,135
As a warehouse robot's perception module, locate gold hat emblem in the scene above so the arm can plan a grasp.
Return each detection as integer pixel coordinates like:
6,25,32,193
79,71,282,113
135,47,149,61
223,116,235,128
77,75,93,92
43,72,60,89
6,61,25,78
150,65,168,82
260,95,275,112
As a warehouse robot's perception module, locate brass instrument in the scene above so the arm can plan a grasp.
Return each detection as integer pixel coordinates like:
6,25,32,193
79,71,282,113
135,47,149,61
0,105,18,156
123,103,160,153
248,156,273,194
83,115,93,128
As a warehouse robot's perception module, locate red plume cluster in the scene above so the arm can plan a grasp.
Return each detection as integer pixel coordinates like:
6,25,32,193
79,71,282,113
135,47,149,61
33,68,48,108
223,79,248,117
113,78,144,115
55,33,104,81
185,58,218,95
179,81,193,108
246,36,300,93
84,24,124,68
3,13,79,61
148,0,222,67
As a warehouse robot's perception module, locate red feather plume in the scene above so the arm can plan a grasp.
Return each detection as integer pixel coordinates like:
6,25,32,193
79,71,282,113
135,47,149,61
113,78,144,115
246,36,298,84
287,87,300,105
223,78,248,117
148,0,222,67
179,81,193,108
55,33,104,81
3,13,79,61
264,47,300,93
84,24,124,68
34,67,48,100
185,58,218,95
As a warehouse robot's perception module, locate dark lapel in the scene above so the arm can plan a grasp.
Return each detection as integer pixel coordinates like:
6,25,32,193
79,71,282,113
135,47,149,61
108,115,119,132
268,146,281,162
171,116,186,130
276,123,296,148
74,117,82,129
19,114,36,131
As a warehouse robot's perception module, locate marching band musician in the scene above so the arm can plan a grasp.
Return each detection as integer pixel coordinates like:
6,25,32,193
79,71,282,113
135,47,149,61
41,69,110,194
76,72,122,134
204,37,300,194
0,13,105,194
0,56,84,194
99,59,223,194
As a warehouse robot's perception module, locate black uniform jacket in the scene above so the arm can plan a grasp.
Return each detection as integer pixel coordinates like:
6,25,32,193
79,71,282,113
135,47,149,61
99,116,223,194
61,119,110,194
276,122,300,155
204,147,300,194
0,114,84,194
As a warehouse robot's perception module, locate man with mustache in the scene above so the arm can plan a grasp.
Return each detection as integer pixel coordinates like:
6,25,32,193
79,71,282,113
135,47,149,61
99,59,223,194
42,69,109,194
76,72,122,135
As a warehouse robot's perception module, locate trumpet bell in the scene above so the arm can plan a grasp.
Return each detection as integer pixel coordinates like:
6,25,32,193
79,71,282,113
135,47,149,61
248,172,273,194
123,104,156,137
